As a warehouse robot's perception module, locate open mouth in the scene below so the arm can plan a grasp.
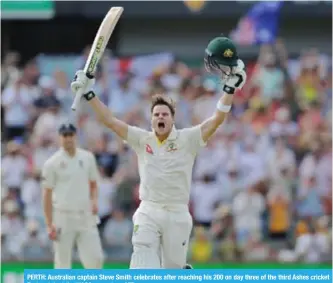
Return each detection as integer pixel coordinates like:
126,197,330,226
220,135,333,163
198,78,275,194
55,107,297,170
158,122,165,129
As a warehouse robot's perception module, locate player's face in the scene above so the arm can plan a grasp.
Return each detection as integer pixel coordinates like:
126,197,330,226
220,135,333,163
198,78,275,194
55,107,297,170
60,133,76,150
151,105,174,137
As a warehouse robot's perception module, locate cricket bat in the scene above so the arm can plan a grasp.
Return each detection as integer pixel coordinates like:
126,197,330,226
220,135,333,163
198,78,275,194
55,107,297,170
71,6,124,111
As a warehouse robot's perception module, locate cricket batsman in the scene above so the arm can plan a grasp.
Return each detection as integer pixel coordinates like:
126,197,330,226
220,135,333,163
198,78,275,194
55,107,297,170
42,123,104,269
71,36,247,268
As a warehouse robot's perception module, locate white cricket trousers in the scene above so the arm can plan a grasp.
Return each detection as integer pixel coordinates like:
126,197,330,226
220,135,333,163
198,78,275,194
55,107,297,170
53,209,104,269
130,200,193,269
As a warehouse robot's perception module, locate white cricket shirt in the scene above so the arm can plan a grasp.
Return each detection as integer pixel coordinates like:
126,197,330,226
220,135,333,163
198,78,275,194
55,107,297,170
126,125,206,205
41,148,99,211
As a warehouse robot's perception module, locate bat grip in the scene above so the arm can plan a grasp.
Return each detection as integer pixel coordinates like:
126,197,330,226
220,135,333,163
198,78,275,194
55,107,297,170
71,89,84,111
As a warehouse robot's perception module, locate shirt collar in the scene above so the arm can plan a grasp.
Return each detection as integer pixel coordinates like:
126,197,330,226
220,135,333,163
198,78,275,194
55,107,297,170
60,147,77,158
154,125,178,146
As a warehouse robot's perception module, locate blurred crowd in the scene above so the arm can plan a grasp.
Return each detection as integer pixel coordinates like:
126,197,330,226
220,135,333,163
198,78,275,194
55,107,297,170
1,39,332,264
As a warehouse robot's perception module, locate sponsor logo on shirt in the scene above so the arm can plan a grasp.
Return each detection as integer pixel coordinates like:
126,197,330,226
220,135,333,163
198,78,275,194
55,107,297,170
146,144,154,155
166,142,178,152
133,224,139,235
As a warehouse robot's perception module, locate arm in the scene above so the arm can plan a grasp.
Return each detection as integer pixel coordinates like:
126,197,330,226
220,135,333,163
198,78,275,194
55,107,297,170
43,188,53,227
88,96,129,140
42,186,58,241
71,71,129,140
71,72,149,151
41,161,56,227
41,161,57,240
89,180,98,200
89,153,100,214
200,66,247,143
200,93,234,143
89,180,98,214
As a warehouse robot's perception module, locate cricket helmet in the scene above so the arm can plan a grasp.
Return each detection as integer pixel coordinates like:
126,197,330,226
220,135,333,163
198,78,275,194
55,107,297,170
204,36,239,80
58,123,77,135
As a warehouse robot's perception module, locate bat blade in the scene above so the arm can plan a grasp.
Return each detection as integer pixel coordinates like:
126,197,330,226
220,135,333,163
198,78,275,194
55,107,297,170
84,6,123,77
71,7,124,111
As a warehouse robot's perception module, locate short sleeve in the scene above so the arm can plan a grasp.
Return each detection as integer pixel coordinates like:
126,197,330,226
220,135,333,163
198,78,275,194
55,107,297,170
182,125,207,155
41,161,56,189
89,153,100,182
125,126,149,152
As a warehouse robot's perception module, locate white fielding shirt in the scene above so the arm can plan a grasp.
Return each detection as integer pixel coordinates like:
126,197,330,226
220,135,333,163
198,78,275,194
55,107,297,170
126,125,206,205
41,148,99,211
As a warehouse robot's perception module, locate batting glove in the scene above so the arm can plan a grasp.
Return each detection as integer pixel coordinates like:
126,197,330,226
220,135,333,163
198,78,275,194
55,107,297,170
71,70,96,101
223,59,247,95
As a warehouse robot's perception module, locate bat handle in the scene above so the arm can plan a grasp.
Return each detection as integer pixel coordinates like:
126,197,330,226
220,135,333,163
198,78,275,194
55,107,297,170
71,89,84,111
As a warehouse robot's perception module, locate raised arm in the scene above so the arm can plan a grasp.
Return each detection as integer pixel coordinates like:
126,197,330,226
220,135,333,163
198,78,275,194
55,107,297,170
200,93,234,143
200,67,247,143
71,71,128,140
88,95,128,140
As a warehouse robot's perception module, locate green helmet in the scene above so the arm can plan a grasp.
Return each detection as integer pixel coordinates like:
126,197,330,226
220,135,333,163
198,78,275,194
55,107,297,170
204,36,239,79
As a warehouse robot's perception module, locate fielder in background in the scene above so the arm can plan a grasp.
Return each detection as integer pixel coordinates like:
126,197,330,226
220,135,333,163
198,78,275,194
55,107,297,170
71,36,247,269
42,123,104,269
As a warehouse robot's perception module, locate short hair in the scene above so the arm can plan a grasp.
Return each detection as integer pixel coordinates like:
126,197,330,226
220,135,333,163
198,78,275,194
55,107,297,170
150,94,176,117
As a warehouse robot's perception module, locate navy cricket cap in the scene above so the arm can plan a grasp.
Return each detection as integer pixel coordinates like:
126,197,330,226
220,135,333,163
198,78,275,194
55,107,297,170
58,123,77,135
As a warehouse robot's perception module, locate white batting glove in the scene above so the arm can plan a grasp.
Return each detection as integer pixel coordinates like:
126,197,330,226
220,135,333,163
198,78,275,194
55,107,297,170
70,70,95,96
223,59,247,95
